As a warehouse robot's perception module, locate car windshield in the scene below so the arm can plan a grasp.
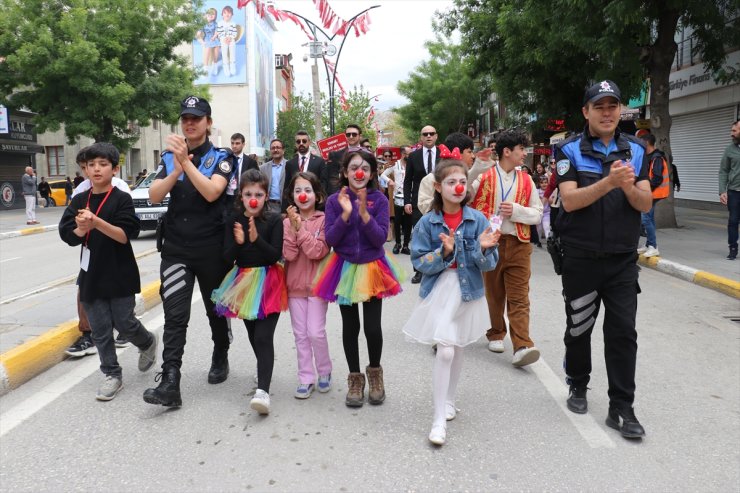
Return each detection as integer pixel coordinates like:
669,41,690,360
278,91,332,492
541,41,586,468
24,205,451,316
136,172,158,189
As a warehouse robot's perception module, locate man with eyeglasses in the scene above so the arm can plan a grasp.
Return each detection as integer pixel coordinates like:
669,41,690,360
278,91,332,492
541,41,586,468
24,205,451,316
403,125,440,283
225,132,259,209
284,130,326,198
259,139,288,213
322,124,364,196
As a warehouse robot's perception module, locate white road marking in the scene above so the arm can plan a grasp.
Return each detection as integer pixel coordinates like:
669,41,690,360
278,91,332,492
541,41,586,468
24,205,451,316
0,248,159,305
0,292,201,438
0,257,21,264
529,357,616,449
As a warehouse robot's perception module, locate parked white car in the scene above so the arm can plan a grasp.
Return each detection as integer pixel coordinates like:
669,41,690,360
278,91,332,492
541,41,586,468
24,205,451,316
131,172,169,231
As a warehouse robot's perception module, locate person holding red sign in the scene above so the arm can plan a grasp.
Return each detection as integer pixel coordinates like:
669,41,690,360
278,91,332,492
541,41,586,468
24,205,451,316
321,124,364,196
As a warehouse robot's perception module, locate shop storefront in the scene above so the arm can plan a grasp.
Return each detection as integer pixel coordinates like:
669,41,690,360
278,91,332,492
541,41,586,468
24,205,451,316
0,108,43,209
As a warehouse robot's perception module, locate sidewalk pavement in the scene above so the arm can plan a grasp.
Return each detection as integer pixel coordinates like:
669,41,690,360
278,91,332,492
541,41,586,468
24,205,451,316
0,204,737,395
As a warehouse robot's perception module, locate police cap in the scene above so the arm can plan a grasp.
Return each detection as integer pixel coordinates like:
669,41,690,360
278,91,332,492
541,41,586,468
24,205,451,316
583,80,621,106
180,96,211,117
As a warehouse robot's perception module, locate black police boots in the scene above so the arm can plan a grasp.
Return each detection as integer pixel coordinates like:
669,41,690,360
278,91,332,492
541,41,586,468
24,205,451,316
207,347,229,384
727,246,738,260
567,386,588,414
143,365,182,407
605,406,646,439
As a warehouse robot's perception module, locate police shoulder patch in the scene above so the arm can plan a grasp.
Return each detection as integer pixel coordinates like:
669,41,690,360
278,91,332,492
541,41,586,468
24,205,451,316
556,159,571,176
204,156,215,169
218,160,232,173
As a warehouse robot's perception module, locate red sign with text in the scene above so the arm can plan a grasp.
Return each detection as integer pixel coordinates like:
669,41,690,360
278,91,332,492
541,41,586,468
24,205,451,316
317,133,348,160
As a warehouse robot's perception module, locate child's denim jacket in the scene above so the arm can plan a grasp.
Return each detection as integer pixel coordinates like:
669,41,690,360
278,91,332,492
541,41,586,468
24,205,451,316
410,206,499,301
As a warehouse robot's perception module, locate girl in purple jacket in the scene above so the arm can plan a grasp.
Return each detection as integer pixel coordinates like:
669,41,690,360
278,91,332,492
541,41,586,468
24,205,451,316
313,150,405,408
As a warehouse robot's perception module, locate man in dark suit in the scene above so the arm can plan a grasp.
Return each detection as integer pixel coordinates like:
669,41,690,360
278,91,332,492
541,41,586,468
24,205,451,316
284,130,326,196
322,123,364,196
225,132,259,209
403,125,440,283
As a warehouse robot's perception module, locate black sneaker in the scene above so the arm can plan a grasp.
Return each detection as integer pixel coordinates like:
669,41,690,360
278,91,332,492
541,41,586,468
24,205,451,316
605,406,645,439
566,387,588,414
114,332,130,348
401,246,411,255
411,271,422,284
392,244,401,255
65,333,97,357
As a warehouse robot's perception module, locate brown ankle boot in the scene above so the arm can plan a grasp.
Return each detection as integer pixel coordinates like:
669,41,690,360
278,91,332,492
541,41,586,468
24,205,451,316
345,372,365,407
366,365,386,405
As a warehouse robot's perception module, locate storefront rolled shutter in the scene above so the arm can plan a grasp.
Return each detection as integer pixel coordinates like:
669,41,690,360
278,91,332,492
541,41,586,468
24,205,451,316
671,105,735,203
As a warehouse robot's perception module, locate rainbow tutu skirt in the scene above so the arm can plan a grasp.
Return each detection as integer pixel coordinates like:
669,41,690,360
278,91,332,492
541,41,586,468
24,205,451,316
211,264,288,320
312,251,406,305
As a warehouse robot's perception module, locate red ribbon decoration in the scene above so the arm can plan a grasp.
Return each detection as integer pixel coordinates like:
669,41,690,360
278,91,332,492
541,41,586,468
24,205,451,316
438,144,462,160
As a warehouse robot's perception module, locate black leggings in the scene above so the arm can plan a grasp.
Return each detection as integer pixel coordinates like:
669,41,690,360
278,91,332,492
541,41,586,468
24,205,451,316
339,298,383,373
244,313,279,392
393,204,412,246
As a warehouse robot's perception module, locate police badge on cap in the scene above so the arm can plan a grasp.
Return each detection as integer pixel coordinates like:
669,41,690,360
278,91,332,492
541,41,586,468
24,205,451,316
180,96,211,117
583,80,622,106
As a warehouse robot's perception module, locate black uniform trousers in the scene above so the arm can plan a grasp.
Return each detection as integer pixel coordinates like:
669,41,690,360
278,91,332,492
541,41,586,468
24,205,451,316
159,243,231,369
561,248,640,410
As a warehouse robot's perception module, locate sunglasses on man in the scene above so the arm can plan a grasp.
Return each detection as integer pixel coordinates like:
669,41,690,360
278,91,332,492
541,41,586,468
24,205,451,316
345,132,359,137
422,132,436,137
296,138,308,144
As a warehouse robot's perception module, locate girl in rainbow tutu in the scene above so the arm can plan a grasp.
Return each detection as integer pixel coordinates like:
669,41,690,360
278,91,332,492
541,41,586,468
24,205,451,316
211,169,287,416
313,150,405,407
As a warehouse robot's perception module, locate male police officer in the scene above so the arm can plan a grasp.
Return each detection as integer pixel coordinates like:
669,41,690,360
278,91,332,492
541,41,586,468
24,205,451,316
554,80,652,439
143,96,235,407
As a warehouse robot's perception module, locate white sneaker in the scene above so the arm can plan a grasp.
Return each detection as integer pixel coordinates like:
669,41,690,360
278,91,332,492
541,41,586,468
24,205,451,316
637,245,648,254
512,347,540,367
250,389,270,415
643,246,660,257
445,401,458,421
488,340,505,353
428,423,446,445
96,375,123,401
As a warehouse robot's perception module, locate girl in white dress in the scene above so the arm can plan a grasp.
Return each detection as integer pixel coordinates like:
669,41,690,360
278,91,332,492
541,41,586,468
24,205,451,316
402,155,501,446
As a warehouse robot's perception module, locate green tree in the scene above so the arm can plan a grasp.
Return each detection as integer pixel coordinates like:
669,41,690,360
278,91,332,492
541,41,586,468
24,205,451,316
0,0,206,151
395,37,483,142
324,86,378,148
442,0,739,226
276,93,318,157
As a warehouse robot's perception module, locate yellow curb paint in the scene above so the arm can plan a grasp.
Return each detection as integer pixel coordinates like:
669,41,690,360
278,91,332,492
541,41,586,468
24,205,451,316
0,279,162,393
0,321,79,390
637,255,660,267
693,271,740,300
19,227,45,236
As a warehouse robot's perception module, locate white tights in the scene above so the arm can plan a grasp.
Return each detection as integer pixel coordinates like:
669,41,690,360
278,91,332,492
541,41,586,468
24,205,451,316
432,344,464,426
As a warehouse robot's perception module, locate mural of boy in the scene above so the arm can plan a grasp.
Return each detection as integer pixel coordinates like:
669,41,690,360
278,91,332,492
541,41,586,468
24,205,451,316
217,5,238,77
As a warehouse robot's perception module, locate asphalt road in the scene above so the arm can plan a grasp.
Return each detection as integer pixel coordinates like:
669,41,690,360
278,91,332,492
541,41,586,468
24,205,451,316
0,246,738,492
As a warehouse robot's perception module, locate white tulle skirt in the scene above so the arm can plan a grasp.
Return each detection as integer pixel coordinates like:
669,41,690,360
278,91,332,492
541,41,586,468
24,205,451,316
402,269,490,347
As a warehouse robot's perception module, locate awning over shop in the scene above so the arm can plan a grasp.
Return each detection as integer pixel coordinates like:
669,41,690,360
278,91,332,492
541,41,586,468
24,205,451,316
0,140,44,154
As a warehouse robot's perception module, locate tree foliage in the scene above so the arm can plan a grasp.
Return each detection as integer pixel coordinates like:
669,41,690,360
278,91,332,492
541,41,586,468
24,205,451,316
395,37,483,142
276,93,318,157
442,0,739,129
0,0,206,150
325,85,378,148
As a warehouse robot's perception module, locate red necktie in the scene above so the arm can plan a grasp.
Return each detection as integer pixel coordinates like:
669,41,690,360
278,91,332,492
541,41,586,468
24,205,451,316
300,156,306,172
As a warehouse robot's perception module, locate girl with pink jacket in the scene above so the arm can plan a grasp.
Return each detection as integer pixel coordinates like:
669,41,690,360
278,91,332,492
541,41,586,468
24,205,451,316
283,172,332,399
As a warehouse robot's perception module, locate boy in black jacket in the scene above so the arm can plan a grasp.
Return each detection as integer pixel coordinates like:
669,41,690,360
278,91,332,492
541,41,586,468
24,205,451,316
59,142,157,401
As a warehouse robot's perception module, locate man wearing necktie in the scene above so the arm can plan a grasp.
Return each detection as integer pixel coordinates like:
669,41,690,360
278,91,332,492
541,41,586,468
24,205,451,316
225,132,259,210
284,130,326,200
322,124,365,196
403,125,440,283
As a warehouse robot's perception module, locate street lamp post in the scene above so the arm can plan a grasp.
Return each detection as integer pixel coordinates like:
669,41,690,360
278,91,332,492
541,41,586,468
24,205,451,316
283,5,380,137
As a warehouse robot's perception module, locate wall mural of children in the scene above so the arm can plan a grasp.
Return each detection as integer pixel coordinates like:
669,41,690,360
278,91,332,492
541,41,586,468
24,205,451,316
196,8,221,76
217,5,238,77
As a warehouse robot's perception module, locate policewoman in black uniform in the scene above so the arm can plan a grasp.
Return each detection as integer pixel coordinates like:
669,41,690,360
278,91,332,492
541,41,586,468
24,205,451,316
553,80,652,439
144,96,235,407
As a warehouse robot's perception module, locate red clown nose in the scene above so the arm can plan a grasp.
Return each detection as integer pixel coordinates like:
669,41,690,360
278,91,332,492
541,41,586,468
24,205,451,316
455,184,465,194
248,198,258,208
298,193,308,203
354,170,365,180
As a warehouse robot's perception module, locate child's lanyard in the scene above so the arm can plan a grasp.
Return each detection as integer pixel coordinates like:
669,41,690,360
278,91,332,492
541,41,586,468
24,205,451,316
496,167,516,204
84,188,113,246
